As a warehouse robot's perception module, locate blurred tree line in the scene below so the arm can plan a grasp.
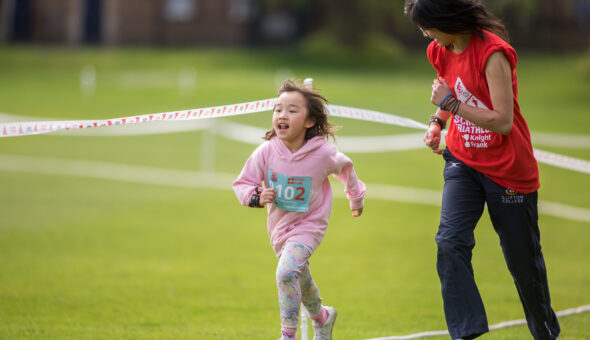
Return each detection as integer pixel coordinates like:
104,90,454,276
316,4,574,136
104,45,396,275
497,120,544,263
261,0,590,64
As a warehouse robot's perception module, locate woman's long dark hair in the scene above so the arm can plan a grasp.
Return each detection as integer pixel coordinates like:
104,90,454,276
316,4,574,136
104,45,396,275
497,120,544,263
404,0,509,42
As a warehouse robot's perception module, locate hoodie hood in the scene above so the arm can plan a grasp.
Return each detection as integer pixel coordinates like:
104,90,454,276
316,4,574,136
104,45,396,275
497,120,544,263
269,135,327,162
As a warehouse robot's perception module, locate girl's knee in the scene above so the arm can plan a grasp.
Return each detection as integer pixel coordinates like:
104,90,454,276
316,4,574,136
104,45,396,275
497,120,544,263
276,268,299,287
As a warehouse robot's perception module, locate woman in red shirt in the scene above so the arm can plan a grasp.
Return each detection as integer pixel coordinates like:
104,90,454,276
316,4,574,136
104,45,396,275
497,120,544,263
405,1,560,339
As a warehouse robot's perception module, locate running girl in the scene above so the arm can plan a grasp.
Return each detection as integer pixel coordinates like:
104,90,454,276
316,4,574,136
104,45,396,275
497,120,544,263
233,79,366,340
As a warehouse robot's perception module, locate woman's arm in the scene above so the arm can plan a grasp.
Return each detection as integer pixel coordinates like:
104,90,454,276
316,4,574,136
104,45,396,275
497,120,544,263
431,51,514,135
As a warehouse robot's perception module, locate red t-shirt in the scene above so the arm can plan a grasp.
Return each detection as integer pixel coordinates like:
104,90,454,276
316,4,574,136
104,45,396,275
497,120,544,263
427,30,539,193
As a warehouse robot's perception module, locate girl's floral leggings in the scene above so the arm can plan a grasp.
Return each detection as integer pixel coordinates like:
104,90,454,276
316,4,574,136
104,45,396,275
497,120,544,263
276,242,323,330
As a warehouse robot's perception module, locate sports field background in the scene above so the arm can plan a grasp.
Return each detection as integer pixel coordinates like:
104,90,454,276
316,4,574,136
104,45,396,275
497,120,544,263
0,47,589,339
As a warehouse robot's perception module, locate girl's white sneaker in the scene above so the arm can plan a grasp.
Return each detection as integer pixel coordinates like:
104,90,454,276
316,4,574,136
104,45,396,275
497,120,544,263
312,306,337,340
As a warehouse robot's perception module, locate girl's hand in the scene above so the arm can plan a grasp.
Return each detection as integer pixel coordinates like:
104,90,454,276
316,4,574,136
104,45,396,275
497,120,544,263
352,207,363,217
431,77,453,107
259,188,276,206
424,124,444,155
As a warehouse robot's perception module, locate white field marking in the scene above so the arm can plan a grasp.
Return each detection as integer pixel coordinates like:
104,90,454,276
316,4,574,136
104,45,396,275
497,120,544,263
333,183,590,224
533,132,590,149
538,201,590,223
214,121,429,152
70,129,587,173
363,304,590,340
334,133,427,152
0,154,235,191
534,148,590,174
1,154,590,224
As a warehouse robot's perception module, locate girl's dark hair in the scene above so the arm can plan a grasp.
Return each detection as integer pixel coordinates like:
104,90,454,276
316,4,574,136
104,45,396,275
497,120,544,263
264,79,339,141
404,0,509,42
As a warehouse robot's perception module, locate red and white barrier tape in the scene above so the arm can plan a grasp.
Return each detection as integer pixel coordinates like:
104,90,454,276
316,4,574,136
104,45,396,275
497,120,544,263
1,98,588,174
0,98,429,138
0,98,278,138
326,104,429,130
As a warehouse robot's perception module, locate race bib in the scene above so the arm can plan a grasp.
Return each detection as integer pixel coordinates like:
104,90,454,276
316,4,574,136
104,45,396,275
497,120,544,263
266,168,311,212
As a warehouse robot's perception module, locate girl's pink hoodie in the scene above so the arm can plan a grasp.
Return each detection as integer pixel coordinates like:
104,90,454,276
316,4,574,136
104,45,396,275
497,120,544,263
233,136,366,255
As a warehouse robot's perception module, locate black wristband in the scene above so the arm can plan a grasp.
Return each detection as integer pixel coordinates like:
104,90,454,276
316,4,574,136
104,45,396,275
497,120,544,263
248,187,261,207
429,115,446,130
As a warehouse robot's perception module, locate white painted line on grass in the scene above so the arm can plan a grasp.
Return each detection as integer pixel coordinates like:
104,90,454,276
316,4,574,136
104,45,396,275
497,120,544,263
538,200,590,224
0,154,234,191
363,304,590,340
1,154,590,224
533,132,590,149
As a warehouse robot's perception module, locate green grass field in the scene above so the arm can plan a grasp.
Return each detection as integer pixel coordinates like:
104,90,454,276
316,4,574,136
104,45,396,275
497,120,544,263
0,46,589,339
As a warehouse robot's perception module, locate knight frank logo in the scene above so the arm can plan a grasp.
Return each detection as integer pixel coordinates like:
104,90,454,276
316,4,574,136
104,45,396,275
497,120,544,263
462,133,492,148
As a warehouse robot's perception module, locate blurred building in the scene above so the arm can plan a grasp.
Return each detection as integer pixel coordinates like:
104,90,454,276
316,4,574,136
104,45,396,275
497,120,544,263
0,0,588,49
0,0,303,46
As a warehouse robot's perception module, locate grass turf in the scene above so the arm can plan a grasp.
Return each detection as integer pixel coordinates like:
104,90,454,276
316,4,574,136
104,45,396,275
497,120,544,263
0,47,589,339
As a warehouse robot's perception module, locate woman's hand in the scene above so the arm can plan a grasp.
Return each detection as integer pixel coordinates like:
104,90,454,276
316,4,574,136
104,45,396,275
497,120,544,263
431,77,453,107
424,124,444,154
